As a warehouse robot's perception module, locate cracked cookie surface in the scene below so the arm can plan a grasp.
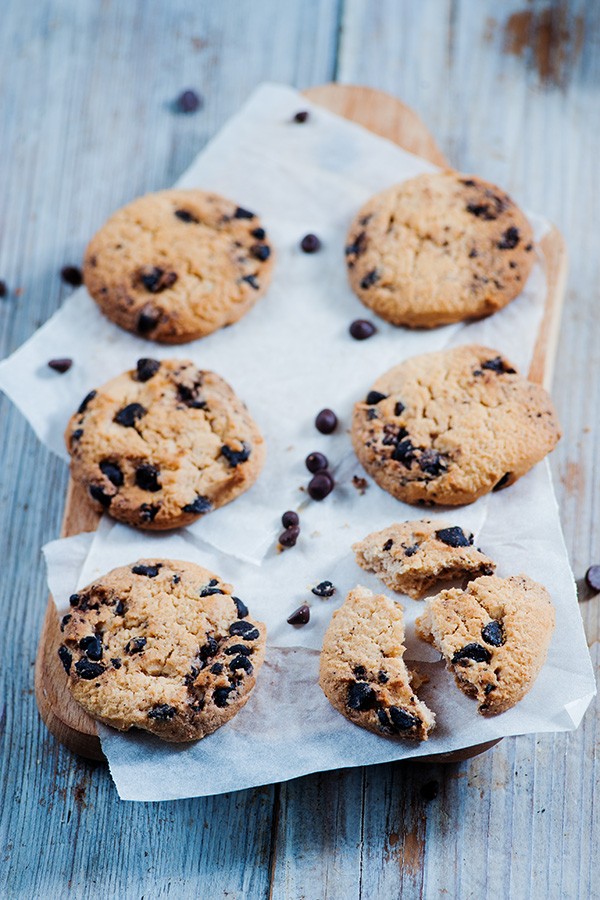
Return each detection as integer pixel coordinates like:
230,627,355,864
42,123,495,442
58,559,266,741
345,170,534,328
352,344,560,506
353,520,495,599
415,574,554,715
84,189,274,343
66,358,265,530
319,586,435,741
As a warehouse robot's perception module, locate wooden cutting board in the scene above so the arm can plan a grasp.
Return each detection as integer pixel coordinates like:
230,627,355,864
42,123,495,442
35,83,567,764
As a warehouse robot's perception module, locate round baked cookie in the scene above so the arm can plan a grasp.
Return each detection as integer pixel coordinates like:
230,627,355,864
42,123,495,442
84,189,274,343
352,344,560,506
353,520,495,599
66,358,265,530
58,559,266,742
319,586,435,741
415,574,555,715
345,170,535,328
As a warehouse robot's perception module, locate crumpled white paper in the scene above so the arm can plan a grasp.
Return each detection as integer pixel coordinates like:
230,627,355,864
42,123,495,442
2,83,594,800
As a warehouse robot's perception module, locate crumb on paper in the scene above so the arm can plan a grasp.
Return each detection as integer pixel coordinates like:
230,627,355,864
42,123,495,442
352,475,369,494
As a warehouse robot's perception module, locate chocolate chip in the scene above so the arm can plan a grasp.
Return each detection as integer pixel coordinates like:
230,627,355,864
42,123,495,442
242,274,259,289
354,665,367,679
394,401,405,417
232,597,249,619
287,604,310,625
293,110,309,123
136,358,161,382
114,403,146,427
389,707,420,730
420,780,439,801
114,600,126,615
234,206,255,219
199,637,219,660
183,495,212,514
172,575,180,585
435,526,473,548
308,471,334,501
74,658,105,680
311,581,335,598
132,563,161,577
176,89,202,113
360,269,379,289
282,510,299,528
315,409,337,434
60,265,83,287
135,464,161,492
378,670,389,684
58,645,72,674
452,643,492,664
279,526,300,548
79,635,103,661
200,580,223,597
251,227,266,239
482,620,505,647
77,390,96,414
221,443,251,466
484,683,496,695
382,538,394,551
70,429,83,444
174,209,198,223
139,266,178,293
465,194,505,220
497,226,520,250
392,439,416,466
210,663,224,675
148,704,177,720
125,637,147,654
60,614,71,631
213,687,234,707
99,460,123,487
177,382,206,408
229,654,253,674
69,593,80,607
347,682,376,711
229,620,260,640
89,484,112,508
225,644,253,656
305,452,328,473
481,356,516,374
585,565,600,592
111,658,122,669
48,358,73,373
468,248,478,258
137,306,160,334
300,233,321,253
404,544,419,557
350,319,377,340
366,390,387,405
419,449,447,477
139,503,160,523
251,243,271,261
345,232,368,258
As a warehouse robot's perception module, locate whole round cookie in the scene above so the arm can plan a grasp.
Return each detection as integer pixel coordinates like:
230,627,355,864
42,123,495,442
345,171,535,328
415,574,555,715
84,189,274,343
352,344,560,506
66,358,265,530
58,559,266,742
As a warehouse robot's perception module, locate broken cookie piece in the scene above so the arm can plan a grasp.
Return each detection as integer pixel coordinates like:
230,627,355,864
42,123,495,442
353,519,495,599
319,586,435,740
415,574,555,715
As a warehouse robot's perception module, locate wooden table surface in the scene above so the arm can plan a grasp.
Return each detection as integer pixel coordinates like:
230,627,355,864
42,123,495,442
1,2,598,897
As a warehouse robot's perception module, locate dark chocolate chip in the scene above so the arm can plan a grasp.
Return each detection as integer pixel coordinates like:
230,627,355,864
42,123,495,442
74,658,105,680
229,654,253,674
137,306,160,334
225,644,253,656
210,663,224,675
77,390,96,414
493,472,512,491
172,574,180,585
135,464,161,492
389,707,420,730
382,538,394,551
232,596,249,618
60,614,72,631
70,429,83,444
177,382,206,408
200,580,224,597
497,226,520,250
347,681,377,711
481,356,516,374
174,209,198,223
312,581,335,597
58,645,72,674
147,703,177,720
482,620,505,647
251,227,266,239
100,460,124,487
306,452,328,473
468,248,479,258
404,544,419,557
132,563,161,577
114,403,146,427
585,565,600,592
392,439,416,466
394,401,405,417
60,265,83,287
176,89,202,113
354,665,367,679
213,687,234,707
308,471,334,501
125,637,147,654
139,266,177,293
315,409,337,434
279,526,300,548
199,637,219,660
251,243,271,261
419,449,447,477
366,390,387,405
293,110,309,123
360,269,379,289
452,643,492,665
79,634,103,661
435,526,473,548
139,503,160,523
282,510,299,528
114,600,126,615
350,319,377,340
242,275,259,290
287,604,310,625
69,593,81,607
48,358,73,373
378,670,389,684
345,231,368,258
221,443,251,467
484,683,496,695
300,233,321,253
182,495,212,514
234,207,255,219
111,658,122,669
136,358,161,382
89,484,112,508
229,620,260,640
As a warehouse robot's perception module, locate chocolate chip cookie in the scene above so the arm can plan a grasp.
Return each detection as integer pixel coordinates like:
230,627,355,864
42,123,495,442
352,344,560,506
345,171,534,328
66,358,265,529
58,559,266,741
319,586,435,741
353,520,495,599
84,189,274,343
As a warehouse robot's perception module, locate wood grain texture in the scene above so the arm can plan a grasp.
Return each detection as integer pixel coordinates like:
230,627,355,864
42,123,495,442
1,1,598,898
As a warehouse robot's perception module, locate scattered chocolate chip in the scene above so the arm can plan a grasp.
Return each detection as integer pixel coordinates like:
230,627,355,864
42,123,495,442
213,687,234,707
0,280,8,298
176,89,202,113
347,682,376,711
287,604,310,626
366,390,387,405
585,565,600,592
308,471,334,501
377,670,389,684
74,658,105,680
435,526,472,548
392,439,416,466
251,243,271,261
468,248,478,258
225,644,253,656
78,390,96,415
174,209,199,223
279,526,300,548
114,600,126,615
183,495,212,514
89,484,112,508
377,709,392,730
148,703,177,720
309,581,334,600
48,358,73,373
139,266,178,293
389,707,420,730
136,358,161,382
484,683,496,695
525,243,533,252
221,442,251,467
394,401,405,417
300,233,321,253
199,637,219,660
282,510,299,528
60,265,83,287
114,403,146,427
79,635,103,661
420,780,439,801
58,645,72,674
132,563,161,577
177,382,206,408
99,460,123,487
137,306,160,334
360,269,379,289
419,449,447,477
125,637,147,654
111,658,122,669
315,408,337,434
210,663,224,675
452,643,492,665
350,319,377,340
234,206,255,219
481,356,516,374
70,429,83,444
251,227,266,240
242,274,260,289
172,575,180,586
60,614,72,631
139,503,160,523
404,544,419,557
229,654,253,674
200,580,223,597
229,620,260,640
232,596,249,618
482,620,505,647
69,594,80,607
306,451,328,473
135,464,161,492
345,232,368,258
497,226,520,250
293,110,309,123
353,665,367,679
352,474,368,494
383,538,394,551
